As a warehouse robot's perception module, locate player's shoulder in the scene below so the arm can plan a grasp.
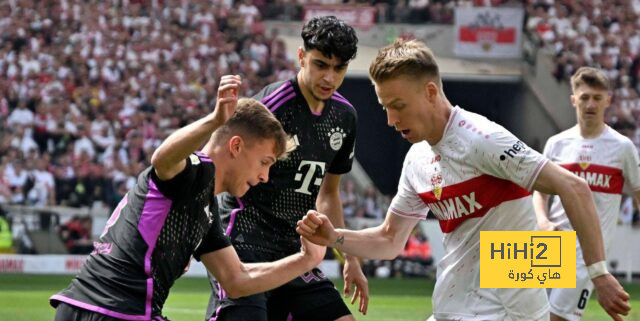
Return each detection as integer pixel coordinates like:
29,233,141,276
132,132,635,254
405,141,436,166
449,107,508,146
603,125,635,146
253,79,296,107
545,126,579,147
330,90,357,116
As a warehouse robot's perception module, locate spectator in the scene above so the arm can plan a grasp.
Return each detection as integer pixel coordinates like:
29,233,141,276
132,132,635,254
0,208,12,253
58,215,93,254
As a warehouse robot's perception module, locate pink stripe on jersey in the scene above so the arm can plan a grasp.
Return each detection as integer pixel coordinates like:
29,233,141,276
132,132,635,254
419,174,530,233
225,197,245,236
139,179,172,318
263,86,295,108
262,82,292,105
269,92,296,112
50,295,150,320
560,163,624,194
195,151,213,163
331,94,354,109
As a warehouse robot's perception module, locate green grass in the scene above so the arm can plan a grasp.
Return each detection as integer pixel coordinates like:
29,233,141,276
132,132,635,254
0,274,638,320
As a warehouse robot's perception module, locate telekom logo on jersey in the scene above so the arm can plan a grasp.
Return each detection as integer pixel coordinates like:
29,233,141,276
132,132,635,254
419,175,531,233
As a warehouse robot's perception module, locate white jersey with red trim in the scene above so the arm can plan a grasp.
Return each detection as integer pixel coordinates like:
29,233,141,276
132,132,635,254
389,106,549,319
544,125,640,250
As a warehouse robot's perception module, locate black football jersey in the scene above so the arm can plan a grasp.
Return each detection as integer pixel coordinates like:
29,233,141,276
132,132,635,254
219,78,357,256
51,152,230,319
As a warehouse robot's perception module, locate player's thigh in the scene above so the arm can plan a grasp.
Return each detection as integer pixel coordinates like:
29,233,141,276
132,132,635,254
208,250,271,321
210,292,269,321
270,269,352,321
548,261,593,321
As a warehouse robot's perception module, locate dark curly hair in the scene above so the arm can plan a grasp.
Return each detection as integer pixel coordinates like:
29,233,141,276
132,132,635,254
301,16,358,64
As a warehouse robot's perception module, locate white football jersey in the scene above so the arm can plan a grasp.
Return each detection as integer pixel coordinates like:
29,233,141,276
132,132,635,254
544,125,640,251
389,107,549,319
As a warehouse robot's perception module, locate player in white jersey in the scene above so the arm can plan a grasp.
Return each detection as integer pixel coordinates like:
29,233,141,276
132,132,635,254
532,67,640,321
295,40,631,321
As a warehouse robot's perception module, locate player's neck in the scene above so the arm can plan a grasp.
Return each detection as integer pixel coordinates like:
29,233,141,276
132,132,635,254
205,144,224,195
297,73,325,113
425,100,453,145
578,121,606,139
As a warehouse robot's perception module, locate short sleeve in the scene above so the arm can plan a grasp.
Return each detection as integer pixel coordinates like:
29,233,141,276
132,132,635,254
328,112,357,174
193,206,232,260
389,153,430,220
151,154,212,200
473,129,548,191
622,140,640,192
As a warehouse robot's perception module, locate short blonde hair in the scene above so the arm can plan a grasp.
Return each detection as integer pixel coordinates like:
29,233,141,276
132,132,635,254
369,39,441,87
213,98,295,160
570,67,610,92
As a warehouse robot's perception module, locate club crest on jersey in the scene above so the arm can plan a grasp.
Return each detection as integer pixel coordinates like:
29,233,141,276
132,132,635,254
328,127,346,151
431,173,443,200
578,154,591,170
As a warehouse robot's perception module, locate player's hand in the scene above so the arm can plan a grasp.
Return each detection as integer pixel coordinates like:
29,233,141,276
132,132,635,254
296,210,336,246
592,273,630,321
343,256,369,315
537,219,560,231
213,75,241,125
300,236,326,268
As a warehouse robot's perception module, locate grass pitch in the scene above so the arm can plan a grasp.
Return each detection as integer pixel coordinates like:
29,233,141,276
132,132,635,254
0,274,638,320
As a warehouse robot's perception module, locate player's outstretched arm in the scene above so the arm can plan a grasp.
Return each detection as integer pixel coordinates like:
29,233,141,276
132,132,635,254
151,75,241,180
532,162,630,320
297,210,418,260
200,237,325,299
316,174,369,314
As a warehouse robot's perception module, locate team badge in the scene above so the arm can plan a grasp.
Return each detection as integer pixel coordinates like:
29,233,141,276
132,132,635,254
431,173,443,200
328,127,346,151
578,154,591,170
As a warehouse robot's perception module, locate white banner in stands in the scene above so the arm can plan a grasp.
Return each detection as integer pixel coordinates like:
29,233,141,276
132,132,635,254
0,255,340,278
454,7,524,58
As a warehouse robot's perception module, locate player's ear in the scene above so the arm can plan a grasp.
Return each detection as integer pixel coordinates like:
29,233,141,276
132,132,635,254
425,81,438,102
605,93,612,108
228,136,244,158
297,47,305,67
570,94,576,108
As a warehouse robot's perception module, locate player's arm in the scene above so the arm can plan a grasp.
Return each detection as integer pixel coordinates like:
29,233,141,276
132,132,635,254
633,190,640,214
316,173,369,314
151,75,241,180
533,161,630,320
200,238,325,299
297,210,419,260
531,191,557,231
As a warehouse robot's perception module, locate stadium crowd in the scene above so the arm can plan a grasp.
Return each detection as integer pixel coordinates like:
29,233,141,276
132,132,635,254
262,0,516,24
0,0,297,209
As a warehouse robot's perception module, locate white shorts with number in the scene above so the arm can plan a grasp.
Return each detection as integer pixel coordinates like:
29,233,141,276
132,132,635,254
548,248,593,321
428,287,549,321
